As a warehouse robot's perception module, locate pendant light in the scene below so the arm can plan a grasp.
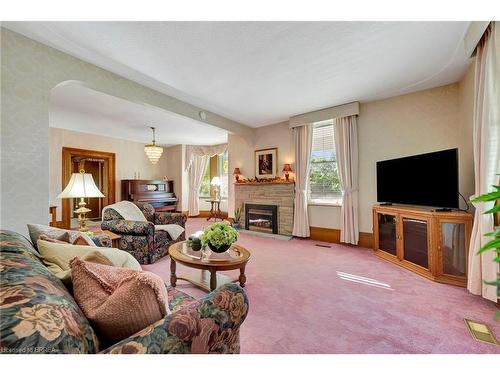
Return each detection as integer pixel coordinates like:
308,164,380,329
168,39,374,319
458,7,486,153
144,126,163,165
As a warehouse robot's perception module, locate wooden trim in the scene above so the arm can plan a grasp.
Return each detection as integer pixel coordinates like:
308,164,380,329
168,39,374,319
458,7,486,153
190,210,228,219
61,147,116,229
51,220,65,229
358,232,374,248
49,206,57,227
309,226,373,248
309,227,340,243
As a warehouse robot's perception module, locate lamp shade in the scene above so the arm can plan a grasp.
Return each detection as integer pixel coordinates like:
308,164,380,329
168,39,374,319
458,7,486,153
282,163,293,172
144,144,163,164
58,170,105,199
233,168,241,175
210,176,221,186
144,126,163,165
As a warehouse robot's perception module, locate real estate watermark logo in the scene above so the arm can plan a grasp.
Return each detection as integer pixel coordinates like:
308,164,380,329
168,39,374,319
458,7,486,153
0,346,60,354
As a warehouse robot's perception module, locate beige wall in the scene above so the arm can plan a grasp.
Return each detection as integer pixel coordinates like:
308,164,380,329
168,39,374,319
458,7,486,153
228,121,293,216
163,145,190,212
227,68,476,233
357,80,474,232
49,128,168,220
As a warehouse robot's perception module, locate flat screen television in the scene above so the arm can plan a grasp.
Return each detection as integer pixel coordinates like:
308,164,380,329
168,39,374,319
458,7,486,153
376,148,459,208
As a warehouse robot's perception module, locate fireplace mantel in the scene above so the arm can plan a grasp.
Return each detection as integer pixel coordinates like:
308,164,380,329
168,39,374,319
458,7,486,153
234,181,295,186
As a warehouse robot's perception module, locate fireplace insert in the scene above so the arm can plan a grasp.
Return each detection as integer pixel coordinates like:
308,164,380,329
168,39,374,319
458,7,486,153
245,204,278,234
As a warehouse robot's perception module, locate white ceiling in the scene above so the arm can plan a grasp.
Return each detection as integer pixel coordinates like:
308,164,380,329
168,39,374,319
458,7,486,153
50,83,228,146
6,21,472,127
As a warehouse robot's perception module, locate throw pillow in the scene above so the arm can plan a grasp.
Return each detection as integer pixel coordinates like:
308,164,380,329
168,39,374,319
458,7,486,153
39,232,70,244
39,232,92,246
70,257,170,343
27,224,96,248
72,235,94,246
36,239,141,284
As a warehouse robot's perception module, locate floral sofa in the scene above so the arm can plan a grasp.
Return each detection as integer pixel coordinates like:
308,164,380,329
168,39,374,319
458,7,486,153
101,202,187,264
0,230,249,354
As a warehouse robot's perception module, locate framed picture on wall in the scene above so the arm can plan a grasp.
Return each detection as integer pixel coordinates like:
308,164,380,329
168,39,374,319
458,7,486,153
255,148,278,178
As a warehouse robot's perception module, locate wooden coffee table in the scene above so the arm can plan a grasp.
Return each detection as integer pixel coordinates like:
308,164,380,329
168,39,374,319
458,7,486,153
169,241,250,292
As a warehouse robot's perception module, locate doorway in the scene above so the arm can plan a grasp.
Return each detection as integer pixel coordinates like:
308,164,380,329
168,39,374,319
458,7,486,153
62,147,116,229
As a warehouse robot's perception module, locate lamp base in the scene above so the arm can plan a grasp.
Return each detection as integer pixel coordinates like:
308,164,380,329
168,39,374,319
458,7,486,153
74,198,92,232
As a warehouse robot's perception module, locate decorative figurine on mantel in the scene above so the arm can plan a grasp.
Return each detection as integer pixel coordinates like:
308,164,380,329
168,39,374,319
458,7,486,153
233,168,241,182
282,164,293,181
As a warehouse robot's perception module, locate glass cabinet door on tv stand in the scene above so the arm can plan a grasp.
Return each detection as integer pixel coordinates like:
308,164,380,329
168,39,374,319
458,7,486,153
376,212,398,257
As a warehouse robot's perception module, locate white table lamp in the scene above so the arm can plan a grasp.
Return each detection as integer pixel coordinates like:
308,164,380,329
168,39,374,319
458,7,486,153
57,169,105,232
210,176,222,201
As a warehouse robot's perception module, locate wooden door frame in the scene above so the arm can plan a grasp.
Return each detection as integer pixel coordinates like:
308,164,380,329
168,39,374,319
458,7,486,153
61,147,116,229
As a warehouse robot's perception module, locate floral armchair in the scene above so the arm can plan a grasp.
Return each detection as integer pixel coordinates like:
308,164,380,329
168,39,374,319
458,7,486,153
101,202,187,264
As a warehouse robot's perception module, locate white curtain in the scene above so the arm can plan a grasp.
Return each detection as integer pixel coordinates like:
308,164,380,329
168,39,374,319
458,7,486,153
185,144,227,171
188,155,210,216
292,125,313,237
334,115,359,245
467,22,500,302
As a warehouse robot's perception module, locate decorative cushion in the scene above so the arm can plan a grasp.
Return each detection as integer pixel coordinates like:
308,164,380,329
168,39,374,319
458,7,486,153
40,232,70,243
27,224,96,248
36,240,141,284
39,233,92,246
0,230,100,354
70,257,170,343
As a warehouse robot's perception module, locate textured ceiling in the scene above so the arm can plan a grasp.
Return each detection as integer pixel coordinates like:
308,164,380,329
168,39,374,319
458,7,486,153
50,83,228,146
6,21,472,127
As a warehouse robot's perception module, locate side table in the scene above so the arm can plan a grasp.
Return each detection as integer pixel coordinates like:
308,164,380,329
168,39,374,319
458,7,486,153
205,199,223,221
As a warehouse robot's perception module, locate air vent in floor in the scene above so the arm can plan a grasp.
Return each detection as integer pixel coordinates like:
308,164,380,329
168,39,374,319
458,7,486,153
464,318,499,345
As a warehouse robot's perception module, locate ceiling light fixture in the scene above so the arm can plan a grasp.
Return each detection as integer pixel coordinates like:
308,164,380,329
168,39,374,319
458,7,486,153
144,126,163,165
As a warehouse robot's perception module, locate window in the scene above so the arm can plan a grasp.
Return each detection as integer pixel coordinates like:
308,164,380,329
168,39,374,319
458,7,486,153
308,121,341,204
218,152,229,198
198,151,228,198
199,162,211,198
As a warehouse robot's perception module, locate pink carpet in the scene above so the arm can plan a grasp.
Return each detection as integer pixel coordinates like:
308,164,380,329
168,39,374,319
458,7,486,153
143,218,500,354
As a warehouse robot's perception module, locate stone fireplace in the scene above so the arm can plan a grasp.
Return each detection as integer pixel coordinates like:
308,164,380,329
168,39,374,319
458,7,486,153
245,204,278,234
234,182,294,236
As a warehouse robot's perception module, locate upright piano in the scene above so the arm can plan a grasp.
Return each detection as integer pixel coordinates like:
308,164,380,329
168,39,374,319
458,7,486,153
121,179,178,212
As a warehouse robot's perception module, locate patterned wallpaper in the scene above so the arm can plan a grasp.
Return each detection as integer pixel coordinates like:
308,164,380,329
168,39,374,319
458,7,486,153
0,28,248,234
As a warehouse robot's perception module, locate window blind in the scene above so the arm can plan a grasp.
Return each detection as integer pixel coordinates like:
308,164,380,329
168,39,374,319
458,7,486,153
309,122,341,200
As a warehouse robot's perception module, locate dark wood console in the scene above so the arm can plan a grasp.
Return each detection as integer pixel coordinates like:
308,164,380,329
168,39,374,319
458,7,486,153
121,179,178,212
372,204,473,287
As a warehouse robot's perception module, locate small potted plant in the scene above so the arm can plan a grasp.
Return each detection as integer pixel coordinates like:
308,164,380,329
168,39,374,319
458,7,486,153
232,205,243,229
200,221,238,253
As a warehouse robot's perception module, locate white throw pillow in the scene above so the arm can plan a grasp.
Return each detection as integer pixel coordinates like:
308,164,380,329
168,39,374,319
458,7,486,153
37,239,141,284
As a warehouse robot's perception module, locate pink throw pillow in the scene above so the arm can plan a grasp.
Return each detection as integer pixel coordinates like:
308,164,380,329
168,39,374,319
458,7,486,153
70,257,170,343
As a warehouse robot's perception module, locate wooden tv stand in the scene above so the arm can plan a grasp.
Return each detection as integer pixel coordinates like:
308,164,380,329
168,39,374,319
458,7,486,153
372,204,473,287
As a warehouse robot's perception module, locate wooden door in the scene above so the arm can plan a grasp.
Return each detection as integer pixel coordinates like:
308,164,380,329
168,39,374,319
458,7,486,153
82,160,103,220
62,147,116,229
